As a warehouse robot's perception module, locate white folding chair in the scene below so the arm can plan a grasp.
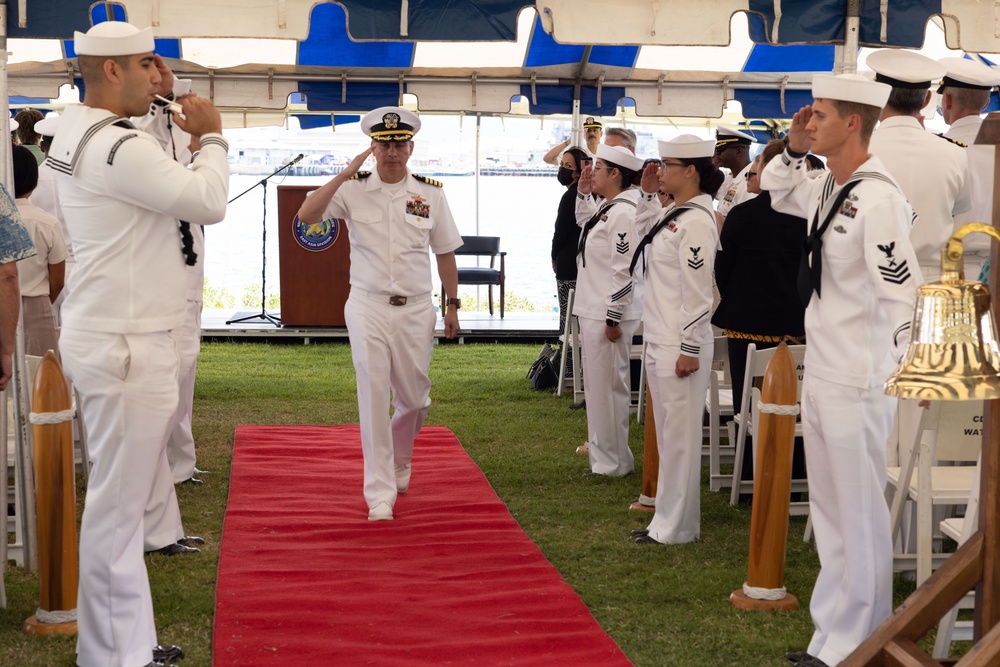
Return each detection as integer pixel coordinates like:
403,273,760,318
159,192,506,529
932,453,980,658
556,288,583,403
885,400,982,583
729,343,808,514
705,336,735,491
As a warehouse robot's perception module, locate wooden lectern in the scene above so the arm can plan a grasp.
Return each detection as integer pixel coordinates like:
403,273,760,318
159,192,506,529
276,185,352,326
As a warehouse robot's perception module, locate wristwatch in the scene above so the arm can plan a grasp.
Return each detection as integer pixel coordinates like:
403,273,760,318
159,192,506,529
447,298,462,310
606,319,618,327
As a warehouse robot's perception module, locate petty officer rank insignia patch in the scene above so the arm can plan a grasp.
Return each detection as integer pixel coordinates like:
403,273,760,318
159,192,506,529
413,174,443,187
616,232,629,254
406,195,430,218
876,241,911,284
688,247,704,270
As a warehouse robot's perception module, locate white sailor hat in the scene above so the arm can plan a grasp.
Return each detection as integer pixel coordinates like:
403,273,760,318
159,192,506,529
866,49,945,90
74,21,155,57
595,144,645,172
936,57,1000,93
361,106,420,142
812,73,891,109
658,134,716,159
714,126,756,149
8,118,18,133
34,113,60,137
583,116,603,129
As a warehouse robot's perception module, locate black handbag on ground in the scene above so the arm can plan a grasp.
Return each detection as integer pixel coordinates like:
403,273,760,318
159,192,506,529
527,343,559,390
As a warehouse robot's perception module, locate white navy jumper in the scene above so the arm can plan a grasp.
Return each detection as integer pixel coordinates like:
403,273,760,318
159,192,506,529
634,191,718,544
715,162,756,219
762,148,920,667
50,104,229,667
318,169,462,509
572,189,642,476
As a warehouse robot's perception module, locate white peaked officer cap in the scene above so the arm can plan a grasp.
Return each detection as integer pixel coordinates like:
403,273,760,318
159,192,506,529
361,106,421,142
937,57,1000,93
34,114,61,137
658,134,716,159
595,144,645,172
715,126,756,148
74,21,155,57
812,73,891,109
866,49,946,89
8,118,18,133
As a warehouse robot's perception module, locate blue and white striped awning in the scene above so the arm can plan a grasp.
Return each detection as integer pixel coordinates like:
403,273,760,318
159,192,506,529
6,0,1000,123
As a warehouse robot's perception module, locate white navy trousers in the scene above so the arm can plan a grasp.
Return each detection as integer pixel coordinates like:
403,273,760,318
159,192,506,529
644,342,713,544
579,315,639,476
802,373,894,666
165,298,202,482
345,290,436,509
61,328,180,667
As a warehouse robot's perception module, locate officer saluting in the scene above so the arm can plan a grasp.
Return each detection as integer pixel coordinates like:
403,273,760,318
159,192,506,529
713,126,758,222
50,20,230,667
761,74,921,667
296,107,462,522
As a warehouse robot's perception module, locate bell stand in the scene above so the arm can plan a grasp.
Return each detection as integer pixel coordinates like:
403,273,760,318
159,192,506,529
841,113,1000,666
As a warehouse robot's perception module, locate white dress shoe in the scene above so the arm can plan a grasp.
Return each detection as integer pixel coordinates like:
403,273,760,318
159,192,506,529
395,464,412,493
368,501,393,521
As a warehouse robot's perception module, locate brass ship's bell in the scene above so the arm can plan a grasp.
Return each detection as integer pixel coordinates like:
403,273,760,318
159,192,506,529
885,223,1000,401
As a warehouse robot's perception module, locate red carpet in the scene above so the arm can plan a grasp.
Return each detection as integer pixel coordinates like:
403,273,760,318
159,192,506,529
213,425,632,666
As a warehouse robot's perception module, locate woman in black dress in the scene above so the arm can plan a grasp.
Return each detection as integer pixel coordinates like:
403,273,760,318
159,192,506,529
551,147,591,337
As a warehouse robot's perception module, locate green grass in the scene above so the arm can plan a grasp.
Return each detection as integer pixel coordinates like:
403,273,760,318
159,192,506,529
1,342,946,665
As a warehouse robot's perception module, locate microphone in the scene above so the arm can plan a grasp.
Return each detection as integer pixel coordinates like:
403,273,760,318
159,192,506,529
290,153,305,165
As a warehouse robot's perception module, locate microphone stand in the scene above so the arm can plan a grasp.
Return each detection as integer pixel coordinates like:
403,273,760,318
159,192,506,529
226,153,304,326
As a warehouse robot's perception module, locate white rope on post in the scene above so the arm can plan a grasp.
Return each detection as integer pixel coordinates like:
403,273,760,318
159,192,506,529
29,407,76,425
757,401,800,416
35,608,77,624
742,582,788,601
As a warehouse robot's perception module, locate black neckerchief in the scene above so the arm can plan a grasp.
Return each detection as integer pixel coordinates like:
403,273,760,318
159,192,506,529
797,178,862,306
577,199,615,268
629,202,713,275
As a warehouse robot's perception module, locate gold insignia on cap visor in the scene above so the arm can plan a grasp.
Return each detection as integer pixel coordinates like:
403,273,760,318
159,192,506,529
383,113,400,129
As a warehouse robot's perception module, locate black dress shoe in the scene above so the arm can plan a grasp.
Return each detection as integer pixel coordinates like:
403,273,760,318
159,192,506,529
630,528,649,537
147,542,201,556
634,534,662,545
153,644,185,663
583,471,605,478
569,400,586,410
180,476,204,485
177,535,205,547
786,651,828,667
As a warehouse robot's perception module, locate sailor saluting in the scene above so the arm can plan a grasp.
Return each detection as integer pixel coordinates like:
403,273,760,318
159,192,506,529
49,20,230,667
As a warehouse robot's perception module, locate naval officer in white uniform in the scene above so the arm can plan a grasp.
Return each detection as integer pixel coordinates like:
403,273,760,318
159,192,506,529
296,107,462,522
761,74,920,667
866,49,973,281
50,21,230,667
713,126,758,224
938,57,1000,278
631,135,722,545
572,144,644,477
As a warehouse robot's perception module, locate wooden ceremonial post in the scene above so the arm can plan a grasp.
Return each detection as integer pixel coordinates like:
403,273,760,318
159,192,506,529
630,386,658,512
839,113,1000,665
22,352,77,636
730,343,799,611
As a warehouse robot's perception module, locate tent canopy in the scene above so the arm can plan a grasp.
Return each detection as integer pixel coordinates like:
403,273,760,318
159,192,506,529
5,1,1000,123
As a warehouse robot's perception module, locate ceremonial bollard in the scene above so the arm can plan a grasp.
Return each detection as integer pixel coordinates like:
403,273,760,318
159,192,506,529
730,342,799,611
630,385,658,512
22,351,78,636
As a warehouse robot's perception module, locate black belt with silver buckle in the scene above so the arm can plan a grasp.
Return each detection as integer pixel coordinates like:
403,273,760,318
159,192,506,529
389,295,407,306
